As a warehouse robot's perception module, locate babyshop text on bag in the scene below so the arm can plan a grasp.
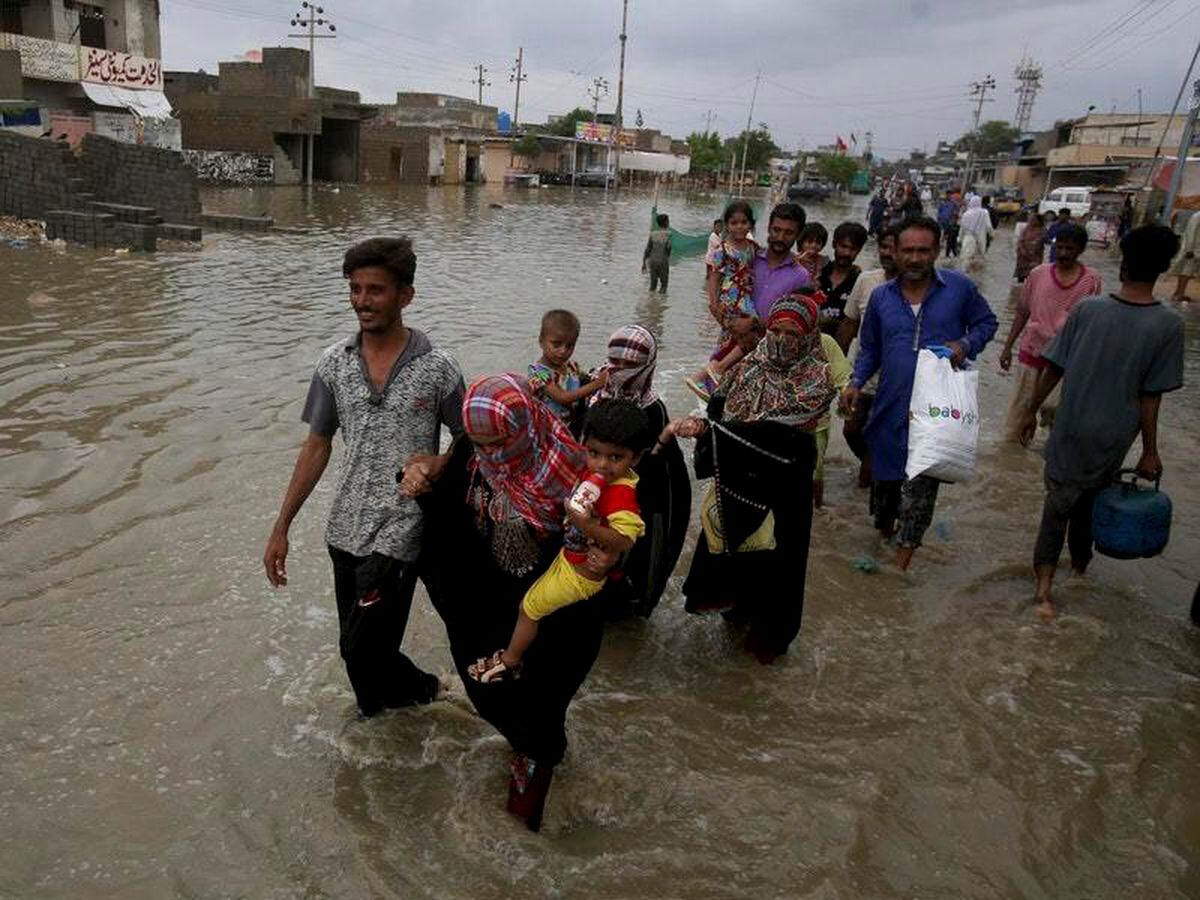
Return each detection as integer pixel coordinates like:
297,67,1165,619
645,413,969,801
906,349,980,483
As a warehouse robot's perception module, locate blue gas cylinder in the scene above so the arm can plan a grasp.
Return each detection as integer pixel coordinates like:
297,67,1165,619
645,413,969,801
1092,470,1172,560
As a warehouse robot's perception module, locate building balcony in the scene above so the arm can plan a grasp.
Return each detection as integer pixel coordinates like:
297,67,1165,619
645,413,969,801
0,32,161,90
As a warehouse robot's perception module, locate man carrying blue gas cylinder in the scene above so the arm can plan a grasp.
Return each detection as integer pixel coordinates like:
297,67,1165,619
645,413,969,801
1018,225,1186,622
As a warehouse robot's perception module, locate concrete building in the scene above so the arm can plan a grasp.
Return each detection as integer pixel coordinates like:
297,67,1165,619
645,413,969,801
360,92,497,185
165,48,374,184
0,0,176,148
999,112,1200,202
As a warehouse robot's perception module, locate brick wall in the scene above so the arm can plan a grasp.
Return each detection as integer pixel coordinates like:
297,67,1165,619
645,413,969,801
78,134,202,224
0,131,78,220
360,126,434,184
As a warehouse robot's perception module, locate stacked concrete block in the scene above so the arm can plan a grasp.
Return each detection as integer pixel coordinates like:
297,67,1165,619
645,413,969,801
0,131,77,220
78,134,203,225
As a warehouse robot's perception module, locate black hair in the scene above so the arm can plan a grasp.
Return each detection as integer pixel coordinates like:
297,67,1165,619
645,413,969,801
833,221,869,250
1058,207,1072,217
799,222,828,247
712,218,724,228
877,222,902,244
342,237,416,287
1054,223,1089,249
1119,224,1181,283
584,398,651,452
769,202,806,230
723,200,756,229
898,215,942,246
540,309,581,338
656,213,670,228
982,195,992,207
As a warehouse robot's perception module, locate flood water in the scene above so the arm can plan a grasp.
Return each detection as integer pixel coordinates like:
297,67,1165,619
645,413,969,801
2,183,1198,899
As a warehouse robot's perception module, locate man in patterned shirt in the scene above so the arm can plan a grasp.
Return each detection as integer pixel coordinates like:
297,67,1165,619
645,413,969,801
263,237,464,717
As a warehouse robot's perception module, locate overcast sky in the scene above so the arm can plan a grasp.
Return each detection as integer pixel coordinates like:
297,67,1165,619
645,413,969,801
161,0,1199,159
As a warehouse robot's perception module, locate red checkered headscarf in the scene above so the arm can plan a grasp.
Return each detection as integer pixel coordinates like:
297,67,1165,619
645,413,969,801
462,374,587,535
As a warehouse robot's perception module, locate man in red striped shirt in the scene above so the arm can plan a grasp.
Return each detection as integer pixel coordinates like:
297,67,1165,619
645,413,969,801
998,223,1101,442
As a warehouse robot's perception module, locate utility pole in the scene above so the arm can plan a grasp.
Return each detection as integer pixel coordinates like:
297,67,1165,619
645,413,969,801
612,0,629,192
588,76,610,123
289,2,336,187
509,48,527,129
508,47,527,166
736,70,761,194
471,64,490,104
1135,87,1143,148
1162,77,1200,225
1013,57,1042,133
704,109,714,135
863,129,873,162
961,74,996,192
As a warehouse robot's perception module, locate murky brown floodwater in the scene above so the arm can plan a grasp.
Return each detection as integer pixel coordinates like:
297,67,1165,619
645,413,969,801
2,183,1198,899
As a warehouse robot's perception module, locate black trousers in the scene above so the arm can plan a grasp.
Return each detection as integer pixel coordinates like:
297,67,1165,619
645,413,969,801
1033,478,1099,570
648,262,669,293
328,545,438,717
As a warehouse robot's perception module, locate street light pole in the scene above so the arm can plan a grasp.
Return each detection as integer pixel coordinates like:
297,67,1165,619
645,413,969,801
288,2,336,186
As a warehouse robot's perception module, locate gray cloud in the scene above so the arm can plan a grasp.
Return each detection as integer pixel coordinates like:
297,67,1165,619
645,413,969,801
162,0,1199,158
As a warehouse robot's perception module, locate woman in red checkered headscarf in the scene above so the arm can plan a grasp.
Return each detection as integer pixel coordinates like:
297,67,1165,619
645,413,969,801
407,372,599,833
461,373,586,539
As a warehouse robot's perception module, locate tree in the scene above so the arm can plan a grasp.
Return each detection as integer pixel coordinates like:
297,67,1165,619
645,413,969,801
723,125,780,173
547,107,595,137
815,154,860,189
512,135,541,159
685,130,723,171
956,120,1021,157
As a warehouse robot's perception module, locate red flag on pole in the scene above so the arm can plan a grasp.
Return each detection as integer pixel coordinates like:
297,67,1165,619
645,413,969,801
835,135,848,153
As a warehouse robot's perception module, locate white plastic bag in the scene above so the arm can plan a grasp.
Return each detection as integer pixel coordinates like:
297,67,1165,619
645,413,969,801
905,348,979,483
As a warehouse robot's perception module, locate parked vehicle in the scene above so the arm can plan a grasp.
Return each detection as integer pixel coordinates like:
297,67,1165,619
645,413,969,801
787,178,833,202
992,188,1023,219
1038,186,1093,218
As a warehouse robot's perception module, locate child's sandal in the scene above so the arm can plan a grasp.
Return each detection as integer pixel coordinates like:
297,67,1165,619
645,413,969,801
467,650,520,684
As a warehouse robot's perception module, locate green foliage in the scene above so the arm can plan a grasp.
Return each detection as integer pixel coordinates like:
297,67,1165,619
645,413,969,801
511,135,542,159
547,107,596,137
815,154,860,188
723,125,780,173
685,130,724,171
957,120,1021,157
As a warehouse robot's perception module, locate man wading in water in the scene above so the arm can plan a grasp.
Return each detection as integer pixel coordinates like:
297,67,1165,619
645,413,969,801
262,237,465,717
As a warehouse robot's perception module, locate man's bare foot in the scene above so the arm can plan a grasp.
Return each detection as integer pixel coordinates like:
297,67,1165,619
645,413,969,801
813,481,824,509
894,546,915,572
1034,598,1056,623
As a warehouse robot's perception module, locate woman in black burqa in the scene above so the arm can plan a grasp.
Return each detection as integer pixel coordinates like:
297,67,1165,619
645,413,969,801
670,294,835,663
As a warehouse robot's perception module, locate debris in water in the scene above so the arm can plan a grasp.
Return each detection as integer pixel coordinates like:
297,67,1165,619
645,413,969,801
851,555,879,574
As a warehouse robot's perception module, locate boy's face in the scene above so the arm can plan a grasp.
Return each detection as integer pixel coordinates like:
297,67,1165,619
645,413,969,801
347,266,412,333
1055,239,1085,266
584,436,639,482
539,328,578,369
832,238,861,268
800,237,824,256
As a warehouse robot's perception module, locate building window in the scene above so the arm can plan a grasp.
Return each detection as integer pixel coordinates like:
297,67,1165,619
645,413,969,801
1119,136,1150,146
66,0,106,48
1,0,24,35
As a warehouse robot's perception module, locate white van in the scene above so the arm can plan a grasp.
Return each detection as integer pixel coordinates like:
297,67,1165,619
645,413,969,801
1038,186,1093,218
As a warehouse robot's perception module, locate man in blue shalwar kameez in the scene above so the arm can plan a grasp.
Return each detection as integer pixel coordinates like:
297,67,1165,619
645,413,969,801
840,216,998,571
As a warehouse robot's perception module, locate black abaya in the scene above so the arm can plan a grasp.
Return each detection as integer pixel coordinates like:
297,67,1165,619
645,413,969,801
416,439,605,768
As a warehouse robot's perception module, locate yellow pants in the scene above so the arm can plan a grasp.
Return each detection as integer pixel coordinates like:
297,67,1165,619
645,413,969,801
521,550,605,621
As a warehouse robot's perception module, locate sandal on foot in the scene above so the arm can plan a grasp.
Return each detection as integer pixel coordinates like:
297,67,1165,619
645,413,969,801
684,370,716,402
467,650,520,683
